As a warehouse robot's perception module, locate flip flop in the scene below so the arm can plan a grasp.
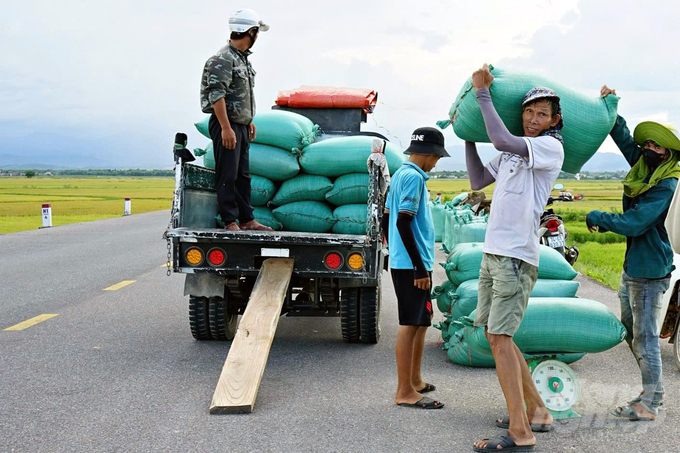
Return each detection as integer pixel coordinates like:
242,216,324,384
473,434,535,452
628,394,663,407
417,383,436,393
496,416,553,432
397,396,444,409
609,404,654,421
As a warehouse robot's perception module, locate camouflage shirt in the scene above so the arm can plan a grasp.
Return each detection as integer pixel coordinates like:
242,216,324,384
200,44,256,125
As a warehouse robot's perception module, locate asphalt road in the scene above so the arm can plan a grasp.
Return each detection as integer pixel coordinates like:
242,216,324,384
1,211,679,453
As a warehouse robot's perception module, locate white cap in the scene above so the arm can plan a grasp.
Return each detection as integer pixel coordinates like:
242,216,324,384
229,9,270,33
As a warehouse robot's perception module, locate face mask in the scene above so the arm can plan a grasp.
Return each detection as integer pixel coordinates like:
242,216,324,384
643,148,667,168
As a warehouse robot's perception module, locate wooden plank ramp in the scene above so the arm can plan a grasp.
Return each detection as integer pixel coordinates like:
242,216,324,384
209,258,295,414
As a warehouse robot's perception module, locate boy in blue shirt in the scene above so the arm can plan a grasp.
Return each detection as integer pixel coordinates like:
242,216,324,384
383,127,449,409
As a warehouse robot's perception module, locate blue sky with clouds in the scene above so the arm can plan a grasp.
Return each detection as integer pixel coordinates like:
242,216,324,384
1,0,678,169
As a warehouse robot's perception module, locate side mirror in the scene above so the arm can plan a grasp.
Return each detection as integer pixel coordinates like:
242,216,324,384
174,132,195,163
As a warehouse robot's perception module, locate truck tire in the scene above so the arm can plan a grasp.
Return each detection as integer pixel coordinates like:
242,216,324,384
340,288,361,343
359,278,381,344
208,296,239,341
189,296,212,341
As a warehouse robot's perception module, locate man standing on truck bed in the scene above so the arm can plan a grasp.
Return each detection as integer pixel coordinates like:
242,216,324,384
382,127,449,410
465,64,564,452
200,8,272,231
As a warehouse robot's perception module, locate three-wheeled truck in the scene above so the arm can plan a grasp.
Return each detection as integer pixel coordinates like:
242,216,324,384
164,107,390,345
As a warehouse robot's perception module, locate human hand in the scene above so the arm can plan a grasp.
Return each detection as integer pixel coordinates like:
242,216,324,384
222,127,236,149
472,64,494,91
248,122,257,141
414,277,431,291
600,85,617,98
586,211,599,233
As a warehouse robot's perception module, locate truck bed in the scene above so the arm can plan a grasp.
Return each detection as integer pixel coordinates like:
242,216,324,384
166,228,366,246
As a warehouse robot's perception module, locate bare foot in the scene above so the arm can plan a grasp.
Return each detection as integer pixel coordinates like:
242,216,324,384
394,391,424,406
240,220,273,231
224,222,240,231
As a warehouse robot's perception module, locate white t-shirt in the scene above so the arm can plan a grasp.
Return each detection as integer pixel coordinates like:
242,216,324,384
483,136,565,267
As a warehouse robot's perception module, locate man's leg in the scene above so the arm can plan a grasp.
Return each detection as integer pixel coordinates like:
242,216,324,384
410,325,429,391
512,342,552,425
233,123,254,224
209,116,240,225
630,277,669,417
487,334,535,446
395,325,423,404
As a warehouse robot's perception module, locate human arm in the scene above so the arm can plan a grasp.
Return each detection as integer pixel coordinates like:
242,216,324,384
465,141,496,190
396,212,430,290
586,184,675,237
471,64,528,157
213,98,236,149
204,55,236,149
600,85,641,167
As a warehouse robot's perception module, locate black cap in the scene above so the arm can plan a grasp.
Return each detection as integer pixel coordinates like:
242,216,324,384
403,127,450,157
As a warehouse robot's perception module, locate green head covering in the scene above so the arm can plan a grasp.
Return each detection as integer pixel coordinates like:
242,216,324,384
623,121,680,197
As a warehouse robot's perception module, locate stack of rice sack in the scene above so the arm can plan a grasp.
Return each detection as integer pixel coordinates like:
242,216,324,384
436,64,619,174
193,110,404,232
432,242,626,367
429,194,489,252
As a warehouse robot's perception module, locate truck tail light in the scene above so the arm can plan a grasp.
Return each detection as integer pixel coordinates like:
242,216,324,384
185,247,204,266
324,252,343,270
207,248,226,266
546,219,560,232
347,253,364,270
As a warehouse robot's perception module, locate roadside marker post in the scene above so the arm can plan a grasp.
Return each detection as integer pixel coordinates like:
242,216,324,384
40,204,52,228
124,198,131,216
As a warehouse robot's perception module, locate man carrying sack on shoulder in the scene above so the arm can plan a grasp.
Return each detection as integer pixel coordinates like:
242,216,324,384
465,64,564,453
587,85,680,422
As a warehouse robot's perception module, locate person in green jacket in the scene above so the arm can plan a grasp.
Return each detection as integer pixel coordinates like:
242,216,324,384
587,85,680,421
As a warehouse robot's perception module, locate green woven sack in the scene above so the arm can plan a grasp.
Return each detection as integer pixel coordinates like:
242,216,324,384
442,243,578,285
443,332,585,368
253,207,282,231
194,111,321,152
465,298,626,355
250,143,300,181
458,222,487,244
252,110,321,152
325,173,369,206
270,174,332,206
332,204,367,235
299,136,404,177
194,116,211,139
430,202,446,242
250,175,277,207
448,278,581,320
432,280,458,314
272,201,336,233
437,65,620,174
198,142,300,181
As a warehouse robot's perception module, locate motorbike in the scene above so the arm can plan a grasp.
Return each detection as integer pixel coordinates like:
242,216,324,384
539,184,579,265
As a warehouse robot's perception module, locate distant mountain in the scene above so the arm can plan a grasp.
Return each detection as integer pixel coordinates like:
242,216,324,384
432,146,630,173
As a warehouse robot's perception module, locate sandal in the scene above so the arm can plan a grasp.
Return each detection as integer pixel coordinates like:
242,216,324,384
473,434,535,452
397,396,444,409
496,416,553,432
610,404,654,421
416,383,436,393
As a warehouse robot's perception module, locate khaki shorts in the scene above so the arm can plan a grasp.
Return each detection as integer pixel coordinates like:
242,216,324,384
474,253,538,336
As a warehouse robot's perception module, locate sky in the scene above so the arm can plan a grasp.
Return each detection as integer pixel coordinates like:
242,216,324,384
1,0,679,169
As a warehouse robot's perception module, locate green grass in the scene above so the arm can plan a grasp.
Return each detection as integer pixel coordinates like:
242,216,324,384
428,179,627,289
0,177,174,234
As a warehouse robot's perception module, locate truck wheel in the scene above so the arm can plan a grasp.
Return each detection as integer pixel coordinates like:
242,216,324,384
359,278,381,344
340,288,361,343
189,296,212,341
208,296,239,341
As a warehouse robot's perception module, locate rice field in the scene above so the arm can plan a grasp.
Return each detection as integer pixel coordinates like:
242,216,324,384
0,177,174,234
